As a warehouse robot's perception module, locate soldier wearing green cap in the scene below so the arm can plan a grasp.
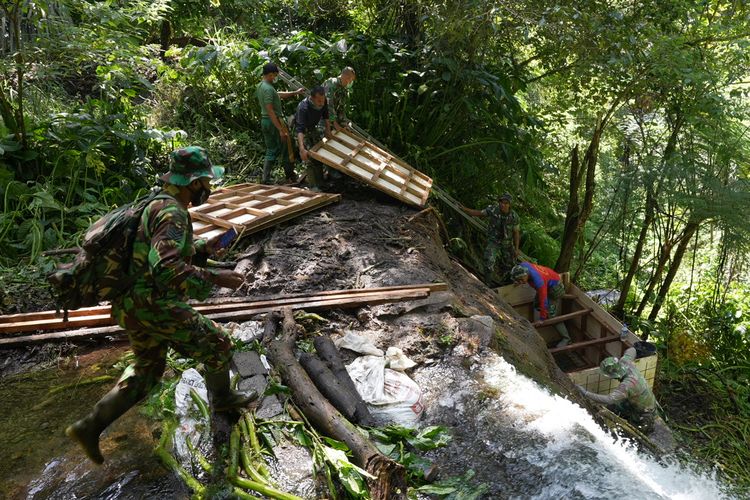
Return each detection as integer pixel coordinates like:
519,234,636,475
577,347,658,432
66,146,257,465
461,193,521,285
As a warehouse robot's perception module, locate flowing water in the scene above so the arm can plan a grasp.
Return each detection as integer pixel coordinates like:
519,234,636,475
415,353,731,499
3,345,733,499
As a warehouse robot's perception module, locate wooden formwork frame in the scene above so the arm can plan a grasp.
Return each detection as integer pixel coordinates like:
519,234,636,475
189,183,341,240
496,281,657,395
309,129,432,207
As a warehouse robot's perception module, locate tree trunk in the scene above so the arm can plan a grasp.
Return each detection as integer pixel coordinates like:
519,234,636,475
299,352,359,423
635,239,673,317
556,118,606,272
612,188,655,318
314,336,373,426
268,309,406,499
647,221,700,324
555,145,581,272
615,115,682,318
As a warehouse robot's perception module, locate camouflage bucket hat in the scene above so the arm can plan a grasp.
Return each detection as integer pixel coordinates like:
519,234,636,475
600,357,627,379
510,264,528,282
161,146,224,186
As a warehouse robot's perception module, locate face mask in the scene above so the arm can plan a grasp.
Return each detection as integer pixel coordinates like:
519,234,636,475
190,183,211,206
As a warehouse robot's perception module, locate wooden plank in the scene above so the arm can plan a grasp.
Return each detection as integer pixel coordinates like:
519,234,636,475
0,283,448,334
0,287,441,348
549,335,620,355
535,308,591,328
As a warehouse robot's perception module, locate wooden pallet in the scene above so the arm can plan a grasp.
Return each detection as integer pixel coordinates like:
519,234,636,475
308,129,432,207
0,283,449,337
189,183,341,240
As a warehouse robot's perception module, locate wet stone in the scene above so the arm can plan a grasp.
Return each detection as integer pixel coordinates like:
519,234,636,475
231,351,268,378
458,315,494,348
238,374,267,395
256,395,284,419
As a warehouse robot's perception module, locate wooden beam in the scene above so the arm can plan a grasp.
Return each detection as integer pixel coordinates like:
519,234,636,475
548,334,620,355
535,308,591,328
0,283,449,335
0,287,438,348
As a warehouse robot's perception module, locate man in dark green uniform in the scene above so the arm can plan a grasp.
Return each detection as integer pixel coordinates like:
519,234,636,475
323,67,356,132
66,146,256,465
294,85,332,190
257,63,304,183
462,193,521,285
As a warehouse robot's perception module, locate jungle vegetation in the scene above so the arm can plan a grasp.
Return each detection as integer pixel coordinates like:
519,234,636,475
1,0,750,492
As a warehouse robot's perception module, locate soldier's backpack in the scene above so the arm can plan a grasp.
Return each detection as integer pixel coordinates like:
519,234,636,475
47,189,170,318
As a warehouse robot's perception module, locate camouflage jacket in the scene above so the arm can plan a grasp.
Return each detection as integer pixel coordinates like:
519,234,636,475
482,204,520,245
324,76,349,126
123,184,215,306
582,348,657,412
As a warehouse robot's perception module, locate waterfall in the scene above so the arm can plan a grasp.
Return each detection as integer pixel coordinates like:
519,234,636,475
478,356,729,499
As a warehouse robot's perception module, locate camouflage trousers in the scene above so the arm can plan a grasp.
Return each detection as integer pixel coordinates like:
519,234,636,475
609,401,656,434
299,127,326,188
110,297,233,396
484,241,517,284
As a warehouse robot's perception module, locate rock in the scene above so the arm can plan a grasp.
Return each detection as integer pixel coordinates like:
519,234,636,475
256,395,284,419
458,315,495,348
231,351,268,378
238,374,267,395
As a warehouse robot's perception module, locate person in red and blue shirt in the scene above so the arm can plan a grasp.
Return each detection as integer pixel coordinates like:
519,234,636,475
511,262,571,347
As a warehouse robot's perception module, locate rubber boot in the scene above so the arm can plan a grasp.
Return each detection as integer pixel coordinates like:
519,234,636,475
261,159,273,184
65,385,140,464
204,366,258,412
283,158,298,183
305,163,323,192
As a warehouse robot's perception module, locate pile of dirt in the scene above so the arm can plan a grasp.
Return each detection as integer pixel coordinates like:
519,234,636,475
235,197,570,391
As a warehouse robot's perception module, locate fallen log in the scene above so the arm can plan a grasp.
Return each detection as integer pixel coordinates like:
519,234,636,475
299,353,359,423
314,336,373,426
268,309,406,499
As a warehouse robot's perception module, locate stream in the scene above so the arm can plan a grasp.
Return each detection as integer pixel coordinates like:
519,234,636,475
416,353,730,499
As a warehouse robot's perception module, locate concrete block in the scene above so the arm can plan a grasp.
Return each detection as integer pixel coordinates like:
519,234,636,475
256,395,284,419
239,374,267,395
232,351,268,378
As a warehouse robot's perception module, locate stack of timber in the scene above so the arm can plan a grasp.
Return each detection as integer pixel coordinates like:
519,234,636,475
189,183,341,240
309,129,432,207
496,281,657,395
0,283,448,347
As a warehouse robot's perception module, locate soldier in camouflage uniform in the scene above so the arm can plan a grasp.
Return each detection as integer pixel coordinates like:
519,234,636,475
66,146,256,465
323,67,356,132
294,85,332,190
462,193,521,285
577,347,658,432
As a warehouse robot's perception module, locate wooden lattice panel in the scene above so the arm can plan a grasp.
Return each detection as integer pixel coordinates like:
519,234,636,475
189,183,340,239
309,129,432,207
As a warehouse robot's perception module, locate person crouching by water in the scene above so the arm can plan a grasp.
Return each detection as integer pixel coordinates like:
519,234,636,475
577,348,658,433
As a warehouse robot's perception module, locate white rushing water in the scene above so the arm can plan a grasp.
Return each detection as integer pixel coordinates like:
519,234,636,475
479,356,729,500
